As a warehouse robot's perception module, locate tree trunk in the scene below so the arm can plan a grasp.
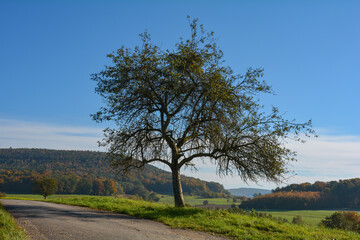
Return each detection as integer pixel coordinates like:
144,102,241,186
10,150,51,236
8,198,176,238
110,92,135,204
171,167,185,207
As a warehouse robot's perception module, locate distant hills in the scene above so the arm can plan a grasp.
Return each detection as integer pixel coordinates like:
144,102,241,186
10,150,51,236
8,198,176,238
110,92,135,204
0,148,229,199
227,188,271,198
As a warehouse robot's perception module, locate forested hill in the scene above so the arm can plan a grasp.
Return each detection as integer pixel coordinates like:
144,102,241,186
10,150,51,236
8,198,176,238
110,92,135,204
0,148,229,199
240,178,360,210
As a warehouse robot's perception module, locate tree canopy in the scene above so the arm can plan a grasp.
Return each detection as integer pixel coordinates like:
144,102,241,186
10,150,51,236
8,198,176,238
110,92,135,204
33,177,58,199
92,17,314,207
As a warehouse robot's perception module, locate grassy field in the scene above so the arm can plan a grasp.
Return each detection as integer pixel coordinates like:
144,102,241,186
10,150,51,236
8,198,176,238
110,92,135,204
259,210,337,226
158,194,235,206
0,202,28,240
3,194,89,200
45,196,360,240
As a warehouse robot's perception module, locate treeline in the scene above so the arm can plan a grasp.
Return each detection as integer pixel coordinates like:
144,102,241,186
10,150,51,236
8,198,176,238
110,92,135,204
240,178,360,210
0,148,229,198
0,170,118,196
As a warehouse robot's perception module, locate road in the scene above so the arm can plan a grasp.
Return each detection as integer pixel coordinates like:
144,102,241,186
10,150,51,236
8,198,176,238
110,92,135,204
1,199,229,240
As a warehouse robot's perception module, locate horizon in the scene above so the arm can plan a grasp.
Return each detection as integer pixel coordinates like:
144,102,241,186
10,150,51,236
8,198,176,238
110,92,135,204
2,146,358,191
1,0,359,189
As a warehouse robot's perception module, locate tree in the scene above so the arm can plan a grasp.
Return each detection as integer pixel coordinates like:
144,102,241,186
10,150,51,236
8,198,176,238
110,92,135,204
104,179,117,196
76,177,93,195
92,178,105,195
321,211,360,232
292,215,305,225
92,17,314,207
33,177,58,199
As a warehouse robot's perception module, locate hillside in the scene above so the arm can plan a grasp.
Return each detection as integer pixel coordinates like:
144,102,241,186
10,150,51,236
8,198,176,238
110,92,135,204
227,187,271,198
240,178,360,210
0,148,229,199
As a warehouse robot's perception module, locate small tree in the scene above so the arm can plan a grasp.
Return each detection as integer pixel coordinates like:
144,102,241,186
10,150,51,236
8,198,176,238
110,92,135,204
92,17,314,207
104,179,117,196
33,177,58,199
292,215,305,225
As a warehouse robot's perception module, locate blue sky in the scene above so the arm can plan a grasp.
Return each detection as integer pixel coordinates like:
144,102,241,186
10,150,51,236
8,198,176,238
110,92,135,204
1,0,359,189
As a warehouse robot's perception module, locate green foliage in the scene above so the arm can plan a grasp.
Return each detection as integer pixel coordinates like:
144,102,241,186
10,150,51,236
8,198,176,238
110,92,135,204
321,211,360,233
46,196,360,239
33,177,58,199
203,200,208,205
0,202,28,240
292,215,305,225
0,192,6,198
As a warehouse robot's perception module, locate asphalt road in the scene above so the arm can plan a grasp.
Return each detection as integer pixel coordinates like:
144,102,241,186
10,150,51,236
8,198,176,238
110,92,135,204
1,199,229,240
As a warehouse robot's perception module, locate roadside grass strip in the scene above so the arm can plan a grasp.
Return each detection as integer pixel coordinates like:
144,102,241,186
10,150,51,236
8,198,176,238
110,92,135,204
47,196,360,240
0,202,28,240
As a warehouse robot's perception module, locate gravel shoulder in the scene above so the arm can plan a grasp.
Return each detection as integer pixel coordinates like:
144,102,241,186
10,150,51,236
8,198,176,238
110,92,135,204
1,199,229,240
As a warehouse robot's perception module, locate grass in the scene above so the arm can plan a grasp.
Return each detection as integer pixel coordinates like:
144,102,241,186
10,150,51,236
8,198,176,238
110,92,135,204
45,196,360,240
158,194,235,206
3,194,89,200
0,202,28,240
259,210,337,226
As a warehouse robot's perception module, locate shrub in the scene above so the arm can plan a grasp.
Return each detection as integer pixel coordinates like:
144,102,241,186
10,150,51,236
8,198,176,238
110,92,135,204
203,200,209,205
0,192,6,198
321,211,360,232
292,215,305,225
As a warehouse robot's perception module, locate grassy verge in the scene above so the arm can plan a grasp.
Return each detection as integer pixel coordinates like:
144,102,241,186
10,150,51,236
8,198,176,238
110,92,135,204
0,202,28,240
47,196,360,240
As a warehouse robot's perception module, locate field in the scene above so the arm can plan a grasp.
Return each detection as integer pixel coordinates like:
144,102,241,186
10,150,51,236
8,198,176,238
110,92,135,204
157,195,340,226
3,194,90,200
158,194,235,206
260,210,336,226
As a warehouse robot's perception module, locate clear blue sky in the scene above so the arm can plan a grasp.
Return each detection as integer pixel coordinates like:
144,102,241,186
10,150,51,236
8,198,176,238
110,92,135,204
1,0,359,189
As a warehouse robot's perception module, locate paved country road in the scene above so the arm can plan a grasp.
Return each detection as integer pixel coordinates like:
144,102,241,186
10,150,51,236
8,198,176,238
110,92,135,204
1,199,229,240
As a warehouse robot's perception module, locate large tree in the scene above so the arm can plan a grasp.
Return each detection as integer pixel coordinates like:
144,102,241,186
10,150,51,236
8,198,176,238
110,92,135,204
92,18,314,207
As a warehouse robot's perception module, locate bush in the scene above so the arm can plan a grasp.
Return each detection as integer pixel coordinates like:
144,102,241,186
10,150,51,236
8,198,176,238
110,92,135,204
292,215,305,225
0,192,6,198
321,211,360,232
203,200,209,205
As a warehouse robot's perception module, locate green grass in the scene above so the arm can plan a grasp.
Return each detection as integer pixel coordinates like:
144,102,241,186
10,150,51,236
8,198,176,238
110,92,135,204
0,202,28,240
45,196,360,240
158,195,235,206
3,194,90,200
259,210,337,226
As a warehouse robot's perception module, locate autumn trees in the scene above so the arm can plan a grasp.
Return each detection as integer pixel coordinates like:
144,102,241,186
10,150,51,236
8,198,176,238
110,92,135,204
241,178,360,210
0,148,228,198
92,18,314,207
